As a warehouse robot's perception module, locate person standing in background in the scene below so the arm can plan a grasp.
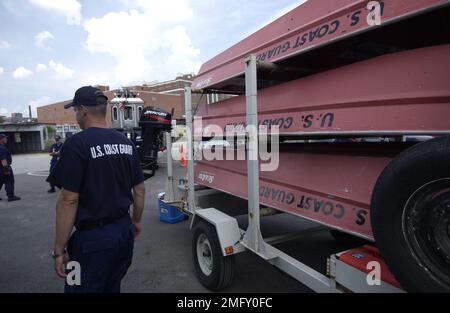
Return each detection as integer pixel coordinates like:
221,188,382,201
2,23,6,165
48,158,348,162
48,135,63,193
0,134,21,202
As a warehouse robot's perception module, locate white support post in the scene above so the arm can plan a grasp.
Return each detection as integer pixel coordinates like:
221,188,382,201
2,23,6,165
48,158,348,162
165,132,175,202
184,86,196,213
242,55,267,256
40,128,45,151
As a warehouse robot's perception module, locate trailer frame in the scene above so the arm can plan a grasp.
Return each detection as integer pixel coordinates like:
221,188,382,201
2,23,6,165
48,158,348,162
171,55,407,293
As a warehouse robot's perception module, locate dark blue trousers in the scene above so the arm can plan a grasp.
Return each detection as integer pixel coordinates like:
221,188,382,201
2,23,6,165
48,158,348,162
0,170,15,198
65,215,135,293
49,161,57,188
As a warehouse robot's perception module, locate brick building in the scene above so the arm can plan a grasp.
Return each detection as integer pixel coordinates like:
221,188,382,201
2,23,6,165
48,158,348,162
138,74,231,106
37,74,231,134
37,75,198,127
37,100,77,125
138,74,195,95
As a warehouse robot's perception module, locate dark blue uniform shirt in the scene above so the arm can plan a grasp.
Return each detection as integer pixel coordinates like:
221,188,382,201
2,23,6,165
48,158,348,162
49,142,63,164
0,145,12,165
47,128,145,228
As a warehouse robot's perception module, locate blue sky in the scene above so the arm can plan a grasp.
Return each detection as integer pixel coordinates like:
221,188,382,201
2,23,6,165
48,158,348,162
0,0,305,118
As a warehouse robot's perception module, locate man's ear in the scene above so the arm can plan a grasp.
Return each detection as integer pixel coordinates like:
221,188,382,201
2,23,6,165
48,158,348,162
80,105,88,117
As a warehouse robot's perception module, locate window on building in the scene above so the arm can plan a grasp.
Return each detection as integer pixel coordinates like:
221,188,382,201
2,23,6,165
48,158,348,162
112,107,118,121
124,106,133,120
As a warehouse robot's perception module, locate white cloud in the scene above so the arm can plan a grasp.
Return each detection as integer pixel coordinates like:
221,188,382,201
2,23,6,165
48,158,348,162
83,0,201,85
80,73,111,87
0,67,4,76
35,31,55,49
165,25,200,73
0,107,8,116
133,0,193,22
0,41,12,49
49,60,74,79
28,0,82,25
13,66,33,79
35,63,48,72
25,96,51,117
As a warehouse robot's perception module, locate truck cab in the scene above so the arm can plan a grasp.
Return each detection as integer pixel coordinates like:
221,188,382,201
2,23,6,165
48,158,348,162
110,88,145,138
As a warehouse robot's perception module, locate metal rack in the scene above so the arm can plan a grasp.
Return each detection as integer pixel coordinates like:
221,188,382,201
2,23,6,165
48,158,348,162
172,55,405,293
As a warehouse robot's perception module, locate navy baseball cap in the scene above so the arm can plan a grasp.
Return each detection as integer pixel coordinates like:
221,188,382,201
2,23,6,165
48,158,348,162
64,86,108,109
0,134,8,139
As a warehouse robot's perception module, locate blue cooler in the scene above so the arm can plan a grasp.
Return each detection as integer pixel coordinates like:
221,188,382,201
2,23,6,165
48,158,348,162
158,193,188,224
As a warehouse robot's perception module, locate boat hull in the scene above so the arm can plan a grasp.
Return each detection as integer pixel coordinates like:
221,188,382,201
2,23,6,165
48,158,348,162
195,45,450,137
194,143,416,240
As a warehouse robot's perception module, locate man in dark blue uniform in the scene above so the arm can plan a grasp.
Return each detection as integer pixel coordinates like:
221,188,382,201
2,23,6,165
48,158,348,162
47,86,145,293
0,134,21,202
47,135,63,193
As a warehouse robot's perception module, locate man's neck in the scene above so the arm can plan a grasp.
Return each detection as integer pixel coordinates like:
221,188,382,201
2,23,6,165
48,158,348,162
84,119,108,129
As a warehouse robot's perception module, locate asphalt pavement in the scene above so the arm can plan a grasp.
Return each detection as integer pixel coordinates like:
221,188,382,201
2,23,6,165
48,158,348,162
0,153,357,293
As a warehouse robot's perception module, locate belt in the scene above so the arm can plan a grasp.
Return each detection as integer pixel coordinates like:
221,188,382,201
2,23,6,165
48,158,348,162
76,213,129,231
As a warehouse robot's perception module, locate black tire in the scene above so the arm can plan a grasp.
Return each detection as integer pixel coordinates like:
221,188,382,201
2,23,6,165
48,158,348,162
329,229,370,247
371,136,450,293
192,220,235,291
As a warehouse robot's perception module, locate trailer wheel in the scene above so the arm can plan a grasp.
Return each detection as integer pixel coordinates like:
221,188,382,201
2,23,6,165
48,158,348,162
192,220,235,291
371,136,450,292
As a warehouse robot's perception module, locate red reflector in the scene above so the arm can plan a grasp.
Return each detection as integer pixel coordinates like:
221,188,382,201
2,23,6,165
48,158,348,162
339,245,402,289
225,246,234,255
